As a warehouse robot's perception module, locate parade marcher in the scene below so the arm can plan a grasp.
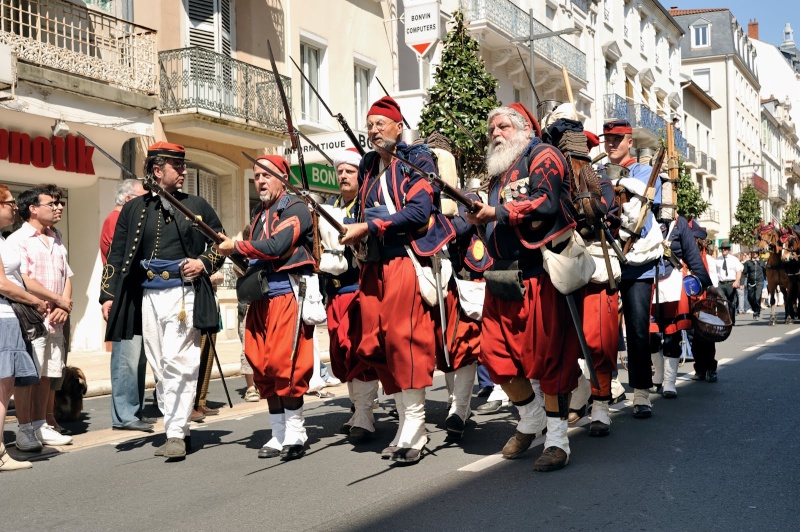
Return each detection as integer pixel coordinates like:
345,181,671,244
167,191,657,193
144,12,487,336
1,183,47,471
9,185,74,449
715,240,742,325
319,148,379,444
101,142,226,460
439,179,493,439
101,179,154,433
216,155,316,461
601,119,662,419
339,96,455,464
687,220,722,382
466,103,581,472
649,217,716,398
742,248,766,320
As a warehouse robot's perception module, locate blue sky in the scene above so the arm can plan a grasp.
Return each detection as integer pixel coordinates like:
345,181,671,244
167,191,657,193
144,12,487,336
669,2,799,47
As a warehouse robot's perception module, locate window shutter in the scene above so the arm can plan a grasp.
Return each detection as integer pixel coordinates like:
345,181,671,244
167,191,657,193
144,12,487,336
198,169,220,211
183,168,198,196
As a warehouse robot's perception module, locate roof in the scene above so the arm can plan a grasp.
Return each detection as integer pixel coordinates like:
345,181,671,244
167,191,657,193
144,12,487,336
668,8,729,16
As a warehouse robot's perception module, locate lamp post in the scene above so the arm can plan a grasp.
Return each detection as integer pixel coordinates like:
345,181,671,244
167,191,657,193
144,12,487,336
509,10,579,112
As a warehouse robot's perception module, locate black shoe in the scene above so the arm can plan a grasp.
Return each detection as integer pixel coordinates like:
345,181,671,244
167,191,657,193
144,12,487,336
338,422,352,435
280,444,306,461
387,408,398,418
706,371,718,383
113,420,155,433
140,417,157,424
632,404,652,419
662,390,678,399
348,426,372,444
381,446,398,459
390,447,422,464
445,414,465,438
589,420,610,437
692,371,707,381
476,386,493,398
258,446,281,459
610,393,627,405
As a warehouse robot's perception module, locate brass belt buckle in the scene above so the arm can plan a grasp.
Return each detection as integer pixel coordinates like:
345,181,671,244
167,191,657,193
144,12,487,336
161,271,170,280
146,270,155,280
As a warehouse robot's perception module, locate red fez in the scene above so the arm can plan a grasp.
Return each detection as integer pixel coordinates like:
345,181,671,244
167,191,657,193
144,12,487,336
147,141,186,159
367,96,403,124
585,130,600,149
507,102,542,138
256,155,291,176
601,119,633,136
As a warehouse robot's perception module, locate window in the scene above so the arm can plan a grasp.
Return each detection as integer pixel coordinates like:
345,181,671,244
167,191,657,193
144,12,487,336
187,0,232,55
354,64,372,127
693,68,710,92
691,22,710,48
184,168,220,211
300,42,321,122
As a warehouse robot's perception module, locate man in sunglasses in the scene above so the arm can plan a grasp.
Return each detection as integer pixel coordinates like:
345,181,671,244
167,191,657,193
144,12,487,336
101,142,226,461
600,119,662,419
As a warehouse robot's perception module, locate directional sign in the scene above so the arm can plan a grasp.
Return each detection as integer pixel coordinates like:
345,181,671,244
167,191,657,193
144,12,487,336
404,1,440,58
290,163,339,194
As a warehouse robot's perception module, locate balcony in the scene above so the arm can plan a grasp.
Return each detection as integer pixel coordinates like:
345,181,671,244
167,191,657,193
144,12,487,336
698,208,719,223
697,151,708,173
786,160,800,183
603,94,669,147
742,173,770,198
685,144,697,167
709,157,716,176
158,47,290,148
0,0,156,94
769,185,788,205
674,128,688,158
461,0,586,80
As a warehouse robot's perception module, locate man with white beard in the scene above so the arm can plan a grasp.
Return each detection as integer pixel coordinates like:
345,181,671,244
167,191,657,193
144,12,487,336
467,103,581,472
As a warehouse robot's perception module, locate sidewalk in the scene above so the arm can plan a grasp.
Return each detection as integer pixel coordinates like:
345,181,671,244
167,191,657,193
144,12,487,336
72,328,331,398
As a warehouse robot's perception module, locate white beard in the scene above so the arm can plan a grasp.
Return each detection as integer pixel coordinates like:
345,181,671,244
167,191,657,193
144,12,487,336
486,132,529,177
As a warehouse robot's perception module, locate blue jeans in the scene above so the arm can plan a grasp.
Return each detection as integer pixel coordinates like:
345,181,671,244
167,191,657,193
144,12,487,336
110,335,148,427
477,364,494,389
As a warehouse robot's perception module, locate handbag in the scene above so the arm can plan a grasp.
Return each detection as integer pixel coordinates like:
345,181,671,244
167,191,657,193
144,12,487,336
2,296,46,341
542,229,595,295
236,262,271,304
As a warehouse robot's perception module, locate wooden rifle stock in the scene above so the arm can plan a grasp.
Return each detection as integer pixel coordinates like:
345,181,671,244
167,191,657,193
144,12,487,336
621,146,666,255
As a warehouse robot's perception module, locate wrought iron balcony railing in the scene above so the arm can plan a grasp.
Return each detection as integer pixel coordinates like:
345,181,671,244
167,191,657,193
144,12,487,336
0,0,156,93
632,104,666,138
604,94,632,123
674,128,688,157
769,185,788,204
686,144,696,164
743,174,769,197
698,151,708,171
603,95,675,146
699,208,719,223
159,47,290,133
709,157,716,175
461,0,586,79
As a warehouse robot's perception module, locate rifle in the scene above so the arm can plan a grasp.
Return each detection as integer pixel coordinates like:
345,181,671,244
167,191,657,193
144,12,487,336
267,40,310,190
295,130,335,167
79,133,247,272
622,146,666,255
375,76,411,129
242,152,347,236
371,144,478,214
289,56,366,156
442,107,484,151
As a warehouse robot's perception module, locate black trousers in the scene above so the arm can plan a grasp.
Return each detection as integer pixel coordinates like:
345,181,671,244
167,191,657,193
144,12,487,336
718,281,737,324
687,328,717,373
621,278,655,390
746,282,762,315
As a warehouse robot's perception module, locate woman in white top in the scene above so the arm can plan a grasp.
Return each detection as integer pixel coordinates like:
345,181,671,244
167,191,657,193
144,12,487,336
0,183,47,472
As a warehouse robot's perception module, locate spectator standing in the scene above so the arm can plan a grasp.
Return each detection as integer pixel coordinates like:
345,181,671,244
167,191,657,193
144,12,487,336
742,249,766,320
715,241,743,325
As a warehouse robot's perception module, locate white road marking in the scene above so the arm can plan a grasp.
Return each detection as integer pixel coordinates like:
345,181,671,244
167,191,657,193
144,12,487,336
718,358,733,365
766,337,782,344
744,345,763,352
785,327,800,335
458,453,505,472
234,415,253,421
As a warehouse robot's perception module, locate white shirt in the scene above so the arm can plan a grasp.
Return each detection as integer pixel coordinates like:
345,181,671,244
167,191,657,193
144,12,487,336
716,252,743,282
0,235,25,318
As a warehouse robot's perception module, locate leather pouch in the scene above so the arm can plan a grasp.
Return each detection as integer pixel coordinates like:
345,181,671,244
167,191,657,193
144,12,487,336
236,263,271,304
483,264,525,302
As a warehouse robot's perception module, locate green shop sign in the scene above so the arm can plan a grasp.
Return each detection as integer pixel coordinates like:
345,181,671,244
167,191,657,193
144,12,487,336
290,163,340,194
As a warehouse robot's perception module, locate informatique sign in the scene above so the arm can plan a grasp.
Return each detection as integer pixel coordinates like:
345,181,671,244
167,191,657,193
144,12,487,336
288,130,372,195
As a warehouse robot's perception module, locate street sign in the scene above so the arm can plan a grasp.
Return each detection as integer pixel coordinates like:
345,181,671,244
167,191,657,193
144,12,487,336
290,163,339,195
287,130,373,194
404,1,440,58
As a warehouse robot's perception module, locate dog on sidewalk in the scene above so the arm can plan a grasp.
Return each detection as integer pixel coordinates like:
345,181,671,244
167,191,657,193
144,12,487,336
54,366,87,422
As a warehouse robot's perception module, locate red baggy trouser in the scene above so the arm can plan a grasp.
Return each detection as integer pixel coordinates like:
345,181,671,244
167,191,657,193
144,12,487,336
579,283,619,400
357,256,437,395
244,292,314,398
650,288,692,336
435,282,480,373
479,273,581,397
326,290,378,383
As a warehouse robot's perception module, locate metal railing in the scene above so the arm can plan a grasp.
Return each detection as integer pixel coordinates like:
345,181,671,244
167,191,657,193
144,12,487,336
698,151,708,170
603,94,680,152
219,261,238,290
632,104,666,137
461,0,586,79
159,47,290,132
604,94,632,123
743,174,770,196
709,157,716,175
686,144,696,164
786,160,800,178
674,128,688,157
572,0,590,13
0,0,156,93
769,185,788,204
699,208,719,223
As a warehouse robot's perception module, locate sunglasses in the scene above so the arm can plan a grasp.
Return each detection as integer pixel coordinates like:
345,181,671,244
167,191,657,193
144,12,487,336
39,200,66,209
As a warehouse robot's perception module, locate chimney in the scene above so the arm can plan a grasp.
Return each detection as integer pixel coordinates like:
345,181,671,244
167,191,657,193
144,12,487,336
748,19,759,40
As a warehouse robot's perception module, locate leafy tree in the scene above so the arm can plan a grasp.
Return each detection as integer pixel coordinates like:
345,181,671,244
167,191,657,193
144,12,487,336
781,200,800,229
675,159,709,220
729,185,762,247
417,9,500,184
